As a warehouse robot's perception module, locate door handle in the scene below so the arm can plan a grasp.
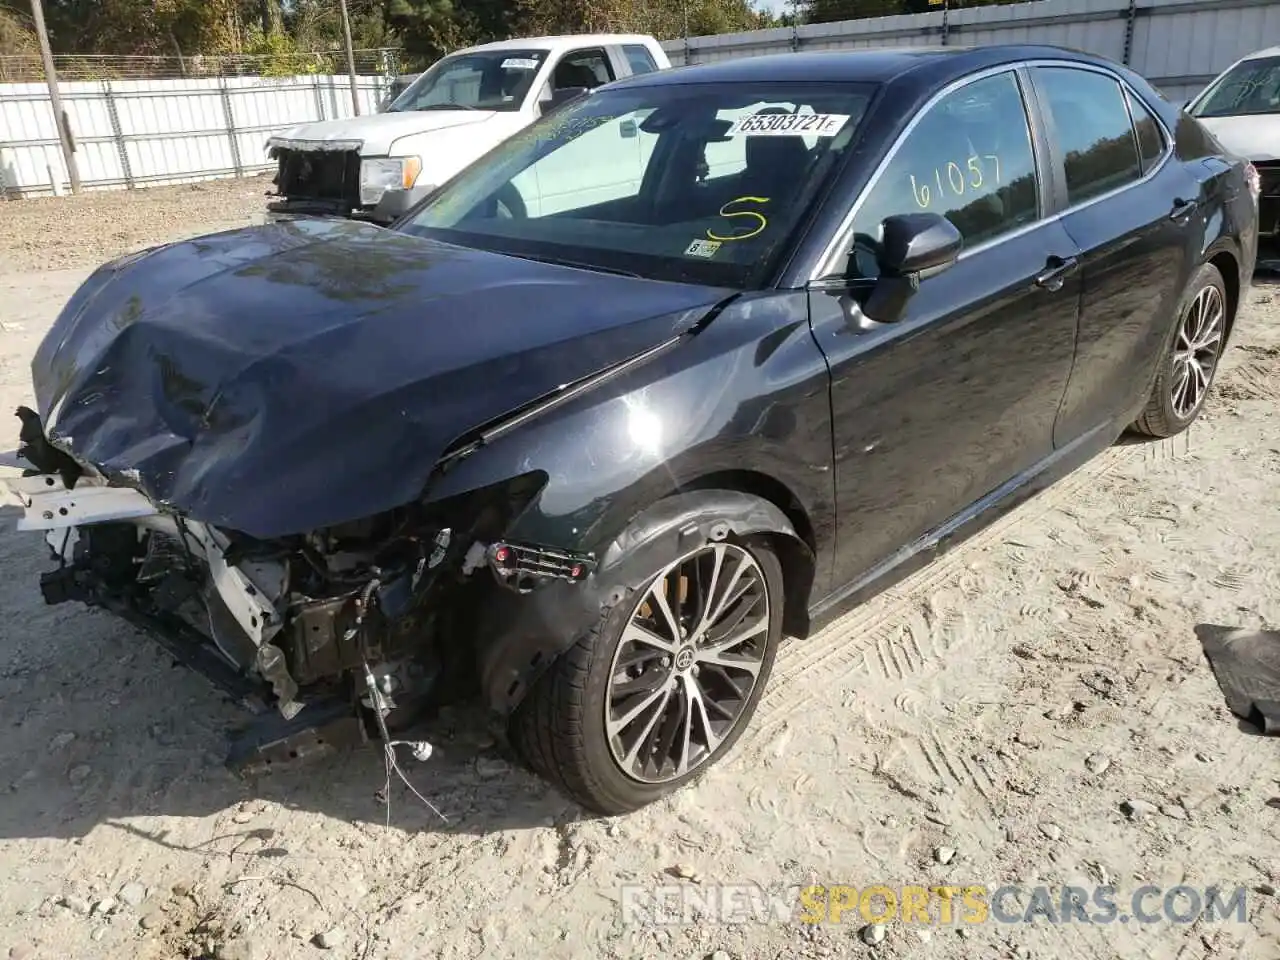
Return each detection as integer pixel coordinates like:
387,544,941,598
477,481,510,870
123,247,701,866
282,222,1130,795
1034,255,1079,292
1169,197,1200,221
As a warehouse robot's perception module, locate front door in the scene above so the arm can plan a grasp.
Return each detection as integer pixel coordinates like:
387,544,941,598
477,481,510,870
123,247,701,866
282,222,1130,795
808,68,1084,594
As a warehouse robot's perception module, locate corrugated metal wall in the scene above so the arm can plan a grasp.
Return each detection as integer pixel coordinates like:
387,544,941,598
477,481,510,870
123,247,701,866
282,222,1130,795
0,75,391,197
663,0,1280,104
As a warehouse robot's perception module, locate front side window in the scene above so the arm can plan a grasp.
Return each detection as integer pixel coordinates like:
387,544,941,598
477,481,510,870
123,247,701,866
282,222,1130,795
849,70,1039,269
623,44,660,76
1189,56,1280,118
401,81,875,288
1034,66,1142,206
387,49,548,113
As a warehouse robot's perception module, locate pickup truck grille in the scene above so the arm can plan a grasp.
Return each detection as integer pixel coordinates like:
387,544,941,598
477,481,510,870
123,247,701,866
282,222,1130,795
1255,161,1280,198
272,147,361,208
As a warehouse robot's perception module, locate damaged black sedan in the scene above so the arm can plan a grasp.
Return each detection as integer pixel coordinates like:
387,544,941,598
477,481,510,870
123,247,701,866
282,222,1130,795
6,45,1258,814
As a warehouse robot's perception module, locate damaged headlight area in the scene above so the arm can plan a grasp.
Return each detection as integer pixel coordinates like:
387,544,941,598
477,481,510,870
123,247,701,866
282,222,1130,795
7,407,595,772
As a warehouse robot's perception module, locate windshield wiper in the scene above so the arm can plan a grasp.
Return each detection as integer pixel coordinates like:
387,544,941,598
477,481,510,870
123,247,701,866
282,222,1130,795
416,103,482,112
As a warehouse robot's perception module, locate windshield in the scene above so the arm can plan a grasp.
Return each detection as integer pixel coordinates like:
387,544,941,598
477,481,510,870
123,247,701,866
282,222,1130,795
388,49,548,113
400,81,875,287
1190,56,1280,118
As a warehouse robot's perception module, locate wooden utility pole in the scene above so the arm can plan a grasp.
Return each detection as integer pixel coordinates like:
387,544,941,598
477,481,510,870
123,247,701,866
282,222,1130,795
29,0,81,193
338,0,361,116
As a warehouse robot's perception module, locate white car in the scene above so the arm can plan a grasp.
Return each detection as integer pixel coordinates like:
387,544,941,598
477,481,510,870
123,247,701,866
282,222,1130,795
1186,45,1280,239
265,34,671,224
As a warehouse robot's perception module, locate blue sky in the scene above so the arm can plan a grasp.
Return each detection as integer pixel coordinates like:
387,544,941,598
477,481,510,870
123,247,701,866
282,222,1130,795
755,0,795,15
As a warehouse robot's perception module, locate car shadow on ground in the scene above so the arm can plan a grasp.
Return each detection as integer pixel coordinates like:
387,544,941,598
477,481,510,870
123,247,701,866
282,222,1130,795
0,516,593,845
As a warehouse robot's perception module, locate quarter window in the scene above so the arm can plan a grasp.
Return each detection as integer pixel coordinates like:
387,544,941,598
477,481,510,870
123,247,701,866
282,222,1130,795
623,44,660,76
1033,67,1142,205
1127,90,1166,174
849,70,1039,263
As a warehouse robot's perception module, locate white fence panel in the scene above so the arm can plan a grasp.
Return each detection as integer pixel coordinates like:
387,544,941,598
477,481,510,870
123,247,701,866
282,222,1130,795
1,73,391,197
663,0,1276,105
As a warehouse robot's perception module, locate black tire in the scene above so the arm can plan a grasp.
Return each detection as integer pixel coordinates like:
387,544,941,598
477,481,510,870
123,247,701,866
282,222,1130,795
495,183,527,219
510,533,784,815
1131,262,1228,438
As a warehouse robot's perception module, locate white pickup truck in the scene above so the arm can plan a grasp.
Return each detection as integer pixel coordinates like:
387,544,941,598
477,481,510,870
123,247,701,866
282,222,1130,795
265,34,671,224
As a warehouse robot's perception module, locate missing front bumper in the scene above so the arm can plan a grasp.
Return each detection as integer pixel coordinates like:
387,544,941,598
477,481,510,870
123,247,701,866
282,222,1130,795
3,471,281,649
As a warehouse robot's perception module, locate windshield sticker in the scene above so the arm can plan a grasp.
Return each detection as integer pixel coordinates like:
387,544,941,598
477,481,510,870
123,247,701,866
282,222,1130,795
685,238,722,259
707,196,769,242
501,57,541,70
726,112,850,137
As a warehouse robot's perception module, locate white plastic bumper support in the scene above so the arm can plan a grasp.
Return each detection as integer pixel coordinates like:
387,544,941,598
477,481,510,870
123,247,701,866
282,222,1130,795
2,472,279,647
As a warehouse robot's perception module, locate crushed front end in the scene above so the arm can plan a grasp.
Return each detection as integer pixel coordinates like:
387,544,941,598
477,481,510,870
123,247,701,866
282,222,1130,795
5,406,595,774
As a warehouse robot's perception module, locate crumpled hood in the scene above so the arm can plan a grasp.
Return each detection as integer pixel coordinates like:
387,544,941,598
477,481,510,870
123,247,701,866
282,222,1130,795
1196,115,1280,162
32,218,728,539
271,110,496,156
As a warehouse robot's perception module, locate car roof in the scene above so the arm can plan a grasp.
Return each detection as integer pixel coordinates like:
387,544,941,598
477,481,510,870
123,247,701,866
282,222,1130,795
1240,45,1280,61
609,44,1121,89
453,34,658,56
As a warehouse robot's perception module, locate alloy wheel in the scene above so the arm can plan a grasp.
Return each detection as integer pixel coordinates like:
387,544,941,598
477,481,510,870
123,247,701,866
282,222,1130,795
1170,284,1225,419
604,542,770,784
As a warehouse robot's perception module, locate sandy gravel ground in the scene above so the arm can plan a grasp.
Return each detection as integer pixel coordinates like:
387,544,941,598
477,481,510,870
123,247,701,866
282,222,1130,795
1,181,1279,960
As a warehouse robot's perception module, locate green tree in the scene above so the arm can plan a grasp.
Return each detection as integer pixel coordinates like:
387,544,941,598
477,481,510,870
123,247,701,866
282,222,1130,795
0,4,36,55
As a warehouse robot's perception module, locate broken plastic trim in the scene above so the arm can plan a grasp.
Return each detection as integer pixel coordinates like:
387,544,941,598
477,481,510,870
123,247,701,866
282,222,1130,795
486,541,595,593
436,334,685,468
435,293,741,472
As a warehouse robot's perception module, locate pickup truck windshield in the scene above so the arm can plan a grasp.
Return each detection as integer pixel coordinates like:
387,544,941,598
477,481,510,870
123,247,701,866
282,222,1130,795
388,49,549,113
1190,56,1280,118
401,81,875,287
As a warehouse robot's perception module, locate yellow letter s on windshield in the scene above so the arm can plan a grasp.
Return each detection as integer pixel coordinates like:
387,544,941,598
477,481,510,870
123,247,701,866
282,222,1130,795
707,196,770,242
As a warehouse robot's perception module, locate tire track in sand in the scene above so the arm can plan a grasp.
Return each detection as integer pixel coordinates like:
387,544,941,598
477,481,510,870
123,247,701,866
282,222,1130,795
743,434,1178,755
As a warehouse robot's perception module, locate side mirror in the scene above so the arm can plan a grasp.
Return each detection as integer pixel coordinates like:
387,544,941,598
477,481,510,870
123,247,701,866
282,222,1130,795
544,86,588,115
878,212,963,275
862,212,963,324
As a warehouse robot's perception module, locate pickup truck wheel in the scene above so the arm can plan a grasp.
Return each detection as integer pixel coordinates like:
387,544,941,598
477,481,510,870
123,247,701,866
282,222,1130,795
1131,262,1227,438
510,536,783,815
495,183,527,219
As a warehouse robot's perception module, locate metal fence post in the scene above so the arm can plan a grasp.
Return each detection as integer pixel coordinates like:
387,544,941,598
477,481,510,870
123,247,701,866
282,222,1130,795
103,80,135,190
940,0,951,46
218,76,243,178
1121,0,1138,65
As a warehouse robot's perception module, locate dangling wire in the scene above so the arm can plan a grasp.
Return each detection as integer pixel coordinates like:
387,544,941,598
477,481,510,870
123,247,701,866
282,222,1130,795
350,573,448,827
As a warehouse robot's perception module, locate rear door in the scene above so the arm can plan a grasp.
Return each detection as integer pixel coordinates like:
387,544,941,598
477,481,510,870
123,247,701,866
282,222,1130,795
807,67,1085,592
1026,64,1203,443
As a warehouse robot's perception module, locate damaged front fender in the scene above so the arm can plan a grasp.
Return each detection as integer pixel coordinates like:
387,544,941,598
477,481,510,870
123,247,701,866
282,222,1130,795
473,489,805,714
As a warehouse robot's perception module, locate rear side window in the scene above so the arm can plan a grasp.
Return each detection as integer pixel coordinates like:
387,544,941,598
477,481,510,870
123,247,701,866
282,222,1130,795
552,48,614,91
623,44,659,75
850,70,1040,254
1034,67,1142,206
1127,90,1166,174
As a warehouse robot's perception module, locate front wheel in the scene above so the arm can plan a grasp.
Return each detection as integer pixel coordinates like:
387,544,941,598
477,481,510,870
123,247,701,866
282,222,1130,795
510,536,784,814
1131,262,1228,438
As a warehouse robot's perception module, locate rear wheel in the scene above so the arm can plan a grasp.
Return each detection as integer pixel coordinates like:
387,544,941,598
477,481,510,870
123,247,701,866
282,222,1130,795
1132,262,1228,438
511,535,783,815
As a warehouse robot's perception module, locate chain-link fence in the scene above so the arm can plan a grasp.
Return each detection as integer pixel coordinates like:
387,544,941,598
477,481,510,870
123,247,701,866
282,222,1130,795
0,48,402,83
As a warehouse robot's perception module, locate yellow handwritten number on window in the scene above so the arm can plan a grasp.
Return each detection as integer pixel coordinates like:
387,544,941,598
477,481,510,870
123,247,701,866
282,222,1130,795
708,196,770,242
911,155,1002,209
